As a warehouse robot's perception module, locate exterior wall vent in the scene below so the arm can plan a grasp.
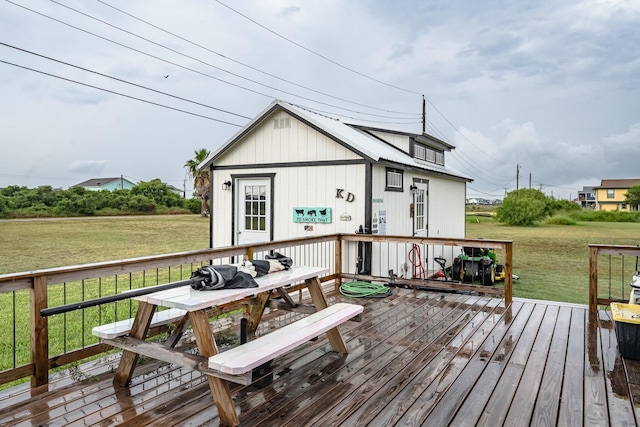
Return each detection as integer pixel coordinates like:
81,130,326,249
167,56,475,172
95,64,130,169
273,117,291,129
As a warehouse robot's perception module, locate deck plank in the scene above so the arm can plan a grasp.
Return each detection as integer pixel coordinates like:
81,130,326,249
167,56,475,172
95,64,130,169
528,305,571,427
558,307,585,427
503,304,560,427
369,298,505,427
242,292,475,426
1,289,635,427
417,301,526,427
297,295,487,427
475,303,548,426
448,301,536,427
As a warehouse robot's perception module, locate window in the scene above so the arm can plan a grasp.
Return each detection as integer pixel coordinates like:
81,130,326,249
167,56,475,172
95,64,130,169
607,189,615,198
385,168,403,191
414,142,444,165
244,185,267,231
415,189,425,231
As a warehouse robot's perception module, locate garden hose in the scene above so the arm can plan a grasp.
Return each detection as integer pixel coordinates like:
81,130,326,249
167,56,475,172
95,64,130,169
339,280,392,298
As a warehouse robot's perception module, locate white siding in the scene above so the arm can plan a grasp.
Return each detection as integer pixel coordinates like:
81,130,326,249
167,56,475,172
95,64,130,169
363,165,467,278
367,130,411,153
212,164,366,248
427,177,466,239
214,111,361,167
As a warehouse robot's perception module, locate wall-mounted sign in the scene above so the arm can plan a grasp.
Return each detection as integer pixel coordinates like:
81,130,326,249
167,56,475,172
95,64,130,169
336,189,355,202
293,207,332,223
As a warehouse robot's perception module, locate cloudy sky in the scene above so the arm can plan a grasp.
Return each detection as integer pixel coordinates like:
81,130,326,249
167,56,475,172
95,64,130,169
1,0,639,200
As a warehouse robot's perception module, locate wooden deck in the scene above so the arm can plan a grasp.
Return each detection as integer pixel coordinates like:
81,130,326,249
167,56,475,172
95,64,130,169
1,287,639,426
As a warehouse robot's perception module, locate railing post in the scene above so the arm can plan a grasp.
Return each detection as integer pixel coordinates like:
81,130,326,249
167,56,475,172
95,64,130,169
335,235,342,292
246,245,254,261
589,245,598,314
30,274,49,395
504,242,513,305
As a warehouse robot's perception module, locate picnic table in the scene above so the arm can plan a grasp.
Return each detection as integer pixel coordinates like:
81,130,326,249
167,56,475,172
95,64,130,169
92,265,363,427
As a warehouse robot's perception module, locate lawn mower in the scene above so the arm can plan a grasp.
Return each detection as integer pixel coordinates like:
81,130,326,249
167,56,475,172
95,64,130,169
451,247,506,286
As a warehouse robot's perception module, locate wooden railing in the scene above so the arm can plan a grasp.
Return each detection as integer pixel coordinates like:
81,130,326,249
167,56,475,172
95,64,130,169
0,233,512,395
588,244,640,313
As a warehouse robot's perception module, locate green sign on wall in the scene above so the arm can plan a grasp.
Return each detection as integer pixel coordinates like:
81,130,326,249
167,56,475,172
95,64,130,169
292,207,332,223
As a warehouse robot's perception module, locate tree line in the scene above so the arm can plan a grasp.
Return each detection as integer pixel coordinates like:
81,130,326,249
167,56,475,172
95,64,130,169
0,179,203,218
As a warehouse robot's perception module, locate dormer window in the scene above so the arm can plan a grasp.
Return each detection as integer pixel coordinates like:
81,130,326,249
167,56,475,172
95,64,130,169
414,142,444,165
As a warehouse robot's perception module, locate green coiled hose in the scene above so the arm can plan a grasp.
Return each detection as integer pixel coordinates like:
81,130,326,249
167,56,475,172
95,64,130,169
339,281,391,298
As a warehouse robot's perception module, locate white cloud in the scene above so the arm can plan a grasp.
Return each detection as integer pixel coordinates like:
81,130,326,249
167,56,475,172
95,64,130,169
0,0,638,201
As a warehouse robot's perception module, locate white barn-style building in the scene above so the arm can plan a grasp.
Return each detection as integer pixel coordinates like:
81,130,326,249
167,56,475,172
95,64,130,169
200,100,471,277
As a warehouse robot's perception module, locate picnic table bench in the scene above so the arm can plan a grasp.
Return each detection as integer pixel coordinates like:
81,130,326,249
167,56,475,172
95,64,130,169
92,265,363,427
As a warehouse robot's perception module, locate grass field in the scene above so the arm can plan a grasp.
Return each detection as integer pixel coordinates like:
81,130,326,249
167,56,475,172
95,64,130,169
0,215,210,274
1,214,639,305
466,215,640,304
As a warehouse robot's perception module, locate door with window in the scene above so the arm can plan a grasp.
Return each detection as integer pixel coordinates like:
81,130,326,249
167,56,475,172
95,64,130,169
413,182,428,237
236,178,271,245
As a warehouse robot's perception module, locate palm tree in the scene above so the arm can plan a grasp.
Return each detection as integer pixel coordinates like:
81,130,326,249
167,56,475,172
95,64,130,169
184,148,211,216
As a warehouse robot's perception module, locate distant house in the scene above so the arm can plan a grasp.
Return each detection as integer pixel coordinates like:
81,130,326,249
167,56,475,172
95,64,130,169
73,177,137,191
594,179,640,211
578,186,596,208
166,184,184,198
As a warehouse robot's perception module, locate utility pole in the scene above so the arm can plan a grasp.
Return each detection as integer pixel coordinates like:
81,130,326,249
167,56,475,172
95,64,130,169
529,173,531,189
422,95,426,133
516,164,521,191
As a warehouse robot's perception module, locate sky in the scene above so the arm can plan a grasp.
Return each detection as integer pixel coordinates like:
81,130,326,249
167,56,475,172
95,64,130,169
1,0,639,200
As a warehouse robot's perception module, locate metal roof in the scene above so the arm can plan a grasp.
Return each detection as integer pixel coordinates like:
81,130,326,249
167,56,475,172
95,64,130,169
200,100,471,181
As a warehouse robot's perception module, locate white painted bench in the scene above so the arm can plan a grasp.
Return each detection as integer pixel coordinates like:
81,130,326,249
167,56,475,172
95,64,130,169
92,308,186,339
208,302,363,383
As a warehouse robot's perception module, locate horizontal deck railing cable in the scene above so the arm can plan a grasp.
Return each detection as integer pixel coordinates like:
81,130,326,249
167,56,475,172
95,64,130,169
588,244,640,313
0,234,512,395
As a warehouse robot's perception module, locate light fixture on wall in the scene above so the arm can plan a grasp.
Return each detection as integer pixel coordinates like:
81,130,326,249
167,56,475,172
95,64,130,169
222,180,232,191
409,184,419,195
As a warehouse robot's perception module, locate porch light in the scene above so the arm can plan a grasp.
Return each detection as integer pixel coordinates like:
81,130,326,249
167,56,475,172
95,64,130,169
409,184,419,195
222,181,232,191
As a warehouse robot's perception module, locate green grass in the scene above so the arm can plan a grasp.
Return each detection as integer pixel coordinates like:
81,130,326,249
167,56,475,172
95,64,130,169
0,215,210,274
466,216,640,304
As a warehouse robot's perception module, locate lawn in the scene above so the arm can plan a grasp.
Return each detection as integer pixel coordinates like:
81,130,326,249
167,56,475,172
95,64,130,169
466,215,640,304
0,215,210,274
1,214,639,305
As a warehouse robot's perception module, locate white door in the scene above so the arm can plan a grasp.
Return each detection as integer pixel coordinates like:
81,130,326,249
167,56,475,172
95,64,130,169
413,182,428,237
236,178,271,245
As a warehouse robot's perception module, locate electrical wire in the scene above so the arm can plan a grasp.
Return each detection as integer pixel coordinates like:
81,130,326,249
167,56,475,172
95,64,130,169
97,0,419,117
41,0,421,121
214,0,422,96
1,42,252,121
0,60,244,127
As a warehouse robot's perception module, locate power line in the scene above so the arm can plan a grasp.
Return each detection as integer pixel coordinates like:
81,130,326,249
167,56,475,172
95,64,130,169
1,42,252,120
96,0,418,117
39,0,420,121
290,103,422,125
0,60,244,127
214,0,422,96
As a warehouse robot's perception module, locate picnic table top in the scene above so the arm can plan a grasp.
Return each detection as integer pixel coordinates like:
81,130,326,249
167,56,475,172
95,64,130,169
135,265,328,311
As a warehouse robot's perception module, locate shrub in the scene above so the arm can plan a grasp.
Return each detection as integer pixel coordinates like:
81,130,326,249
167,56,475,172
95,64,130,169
546,215,577,225
496,189,549,226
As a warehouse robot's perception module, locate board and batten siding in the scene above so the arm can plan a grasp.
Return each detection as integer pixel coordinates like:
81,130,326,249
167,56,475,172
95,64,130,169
213,111,361,167
366,130,411,153
427,177,466,239
211,163,366,248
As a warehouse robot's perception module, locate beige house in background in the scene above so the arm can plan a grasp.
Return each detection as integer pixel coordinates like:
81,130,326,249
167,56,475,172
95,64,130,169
594,178,640,211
